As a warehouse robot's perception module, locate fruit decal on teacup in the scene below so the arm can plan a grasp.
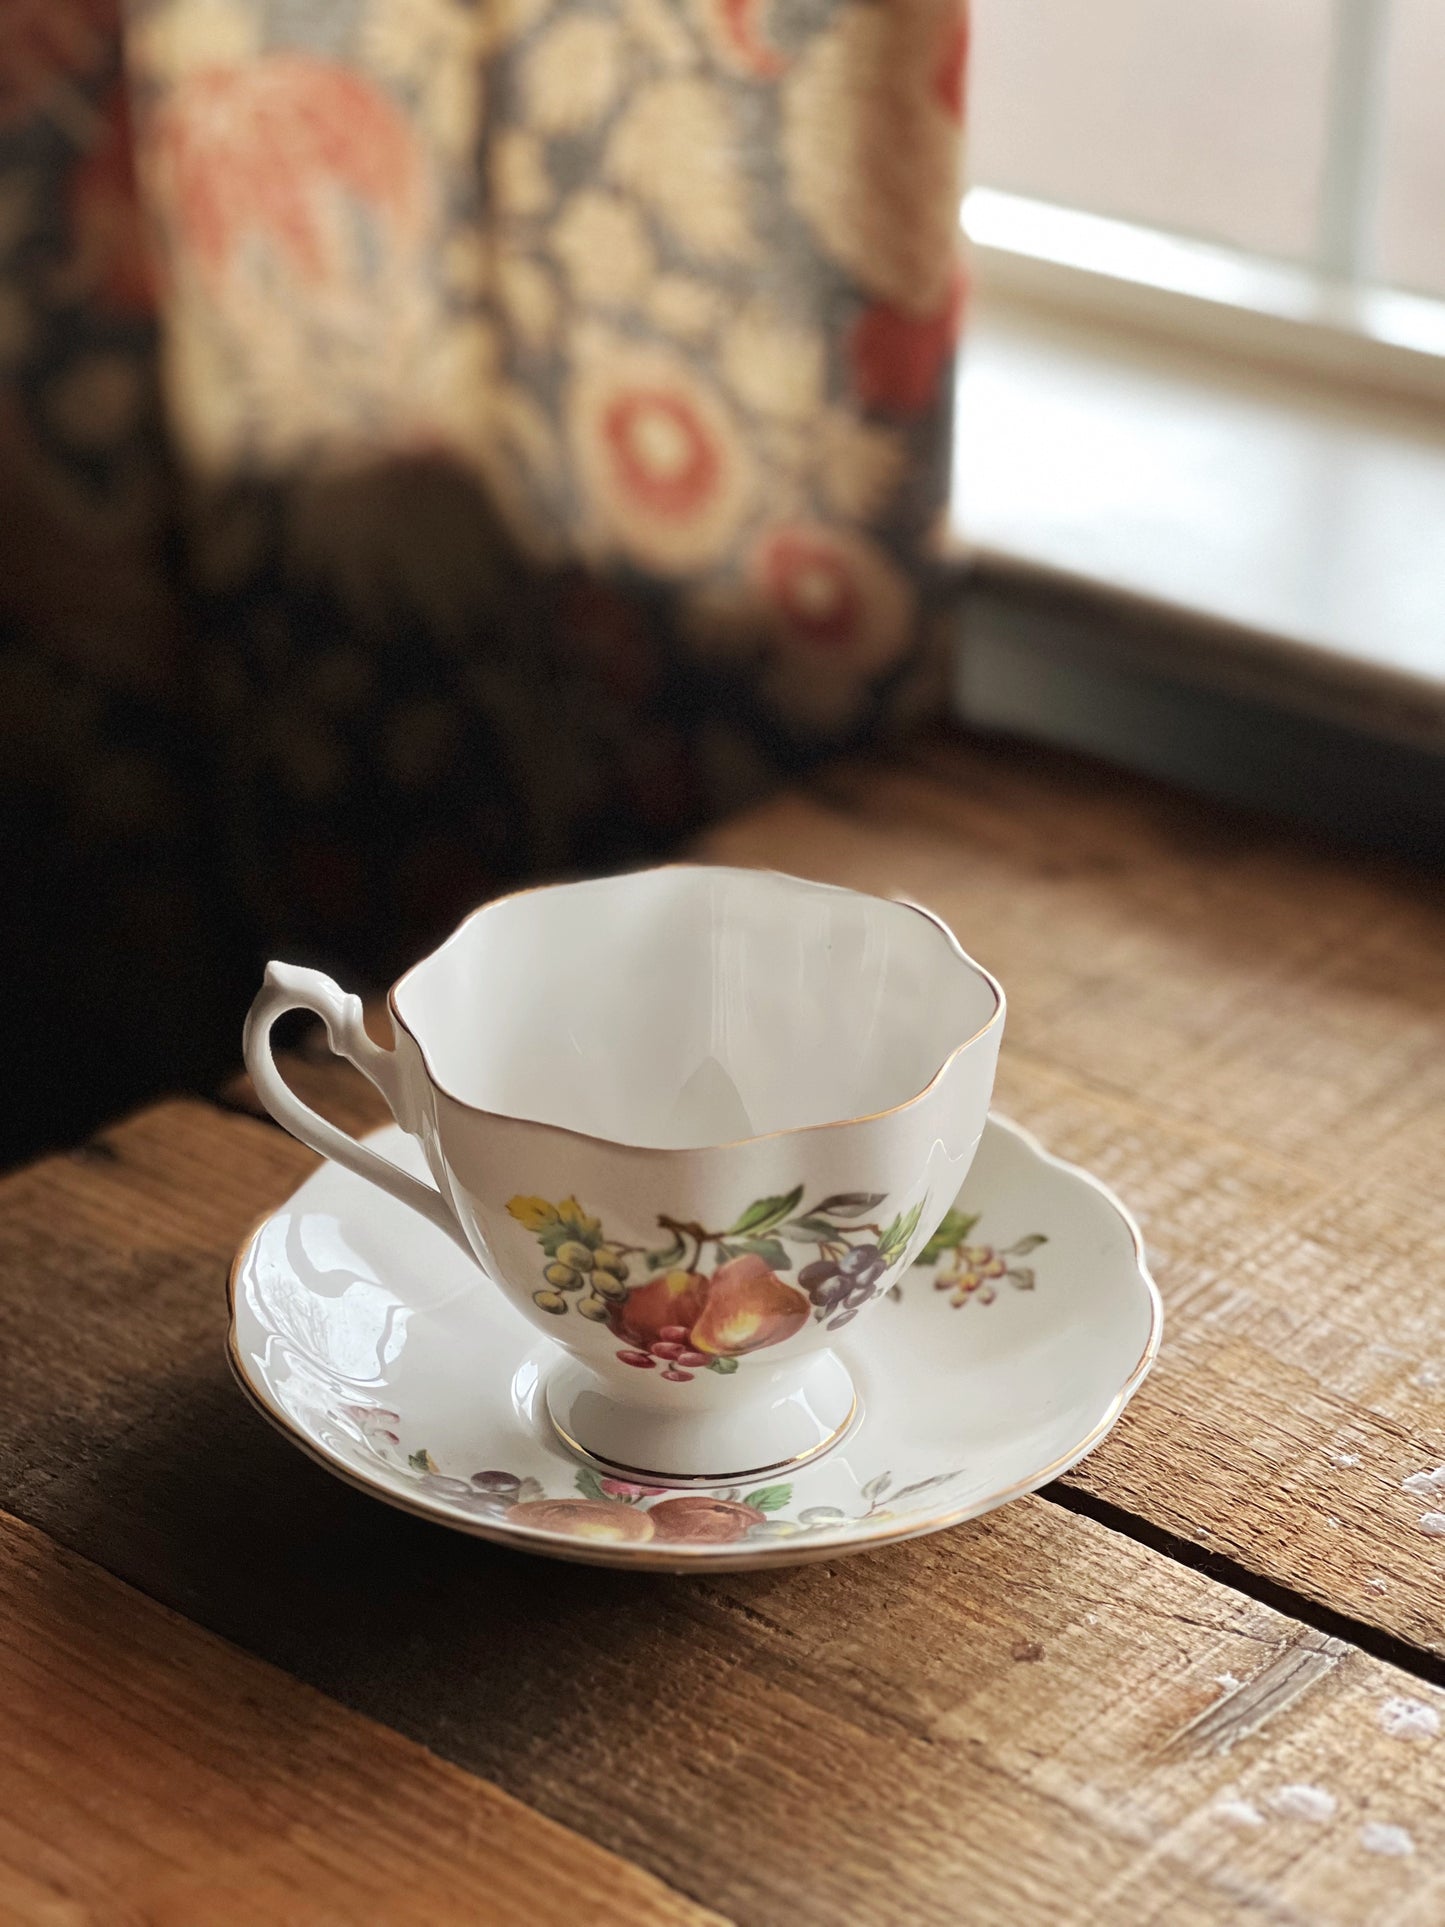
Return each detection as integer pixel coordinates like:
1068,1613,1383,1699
906,1206,1047,1306
506,1185,930,1380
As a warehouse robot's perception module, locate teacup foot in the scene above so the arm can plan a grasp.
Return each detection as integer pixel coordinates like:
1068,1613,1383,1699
543,1349,858,1488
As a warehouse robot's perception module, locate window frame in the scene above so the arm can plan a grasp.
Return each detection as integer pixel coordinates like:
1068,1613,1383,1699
963,0,1445,409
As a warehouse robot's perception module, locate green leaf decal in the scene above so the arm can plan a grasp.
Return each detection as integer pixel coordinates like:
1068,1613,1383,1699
574,1467,608,1501
816,1192,886,1216
726,1186,804,1238
916,1207,980,1267
879,1199,924,1261
707,1356,740,1375
646,1230,686,1270
860,1472,892,1503
1007,1233,1048,1257
734,1237,791,1271
743,1483,793,1512
783,1214,847,1241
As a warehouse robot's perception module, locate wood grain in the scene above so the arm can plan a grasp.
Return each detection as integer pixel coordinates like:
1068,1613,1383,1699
0,1509,716,1926
688,737,1445,1657
2,1092,1445,1922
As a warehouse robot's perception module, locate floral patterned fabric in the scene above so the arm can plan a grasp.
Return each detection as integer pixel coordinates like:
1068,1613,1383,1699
3,0,968,1152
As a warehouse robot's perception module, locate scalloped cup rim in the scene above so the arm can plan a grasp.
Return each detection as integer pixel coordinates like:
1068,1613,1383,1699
386,863,1006,1154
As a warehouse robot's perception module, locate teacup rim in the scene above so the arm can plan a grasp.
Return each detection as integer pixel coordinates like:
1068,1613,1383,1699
387,863,1005,1155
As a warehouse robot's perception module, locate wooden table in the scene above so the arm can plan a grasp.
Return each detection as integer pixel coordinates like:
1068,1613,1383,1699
3,732,1443,1924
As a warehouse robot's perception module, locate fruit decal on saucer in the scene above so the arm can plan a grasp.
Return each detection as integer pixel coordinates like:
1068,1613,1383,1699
906,1206,1046,1306
383,1447,971,1547
507,1185,929,1379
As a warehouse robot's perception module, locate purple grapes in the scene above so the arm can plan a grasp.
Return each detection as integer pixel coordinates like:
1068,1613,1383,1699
800,1244,886,1315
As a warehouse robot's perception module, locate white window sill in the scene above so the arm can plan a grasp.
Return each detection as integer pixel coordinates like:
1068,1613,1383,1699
949,295,1445,753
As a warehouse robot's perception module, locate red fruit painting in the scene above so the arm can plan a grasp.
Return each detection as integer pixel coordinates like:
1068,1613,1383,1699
506,1184,914,1387
646,1496,767,1544
607,1269,710,1351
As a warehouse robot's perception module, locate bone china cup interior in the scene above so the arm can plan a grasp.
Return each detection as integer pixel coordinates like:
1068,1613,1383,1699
242,866,1005,1483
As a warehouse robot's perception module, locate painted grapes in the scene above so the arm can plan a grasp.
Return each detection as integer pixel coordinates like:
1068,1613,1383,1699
906,1206,1047,1305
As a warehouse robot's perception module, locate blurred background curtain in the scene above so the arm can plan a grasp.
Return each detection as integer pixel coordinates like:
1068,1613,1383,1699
2,0,969,1156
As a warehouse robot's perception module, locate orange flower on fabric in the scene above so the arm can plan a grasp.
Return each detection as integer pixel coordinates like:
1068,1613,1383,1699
695,0,788,78
570,338,754,573
933,7,969,123
749,522,914,728
152,54,427,293
849,266,966,416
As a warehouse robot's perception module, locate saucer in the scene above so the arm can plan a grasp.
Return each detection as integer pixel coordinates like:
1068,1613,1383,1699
228,1117,1162,1571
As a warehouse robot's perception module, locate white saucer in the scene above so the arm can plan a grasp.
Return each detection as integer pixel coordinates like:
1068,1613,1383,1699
228,1117,1162,1571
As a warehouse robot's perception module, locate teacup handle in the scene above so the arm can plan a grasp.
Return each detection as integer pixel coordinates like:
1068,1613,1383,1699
243,962,472,1257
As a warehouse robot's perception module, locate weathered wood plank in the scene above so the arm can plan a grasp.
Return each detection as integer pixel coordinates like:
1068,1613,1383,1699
689,739,1445,1656
1,1096,1444,1924
0,1509,718,1925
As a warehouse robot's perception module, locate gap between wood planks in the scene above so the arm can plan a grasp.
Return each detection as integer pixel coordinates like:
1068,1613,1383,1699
203,1090,1445,1697
1044,1484,1445,1691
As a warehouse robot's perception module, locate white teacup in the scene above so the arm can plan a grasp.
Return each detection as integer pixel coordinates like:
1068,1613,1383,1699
244,865,1004,1483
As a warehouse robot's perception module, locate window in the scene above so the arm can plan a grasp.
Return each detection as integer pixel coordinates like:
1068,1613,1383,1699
964,0,1445,395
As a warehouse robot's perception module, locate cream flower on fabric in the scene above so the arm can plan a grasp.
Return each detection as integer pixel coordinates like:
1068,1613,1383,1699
550,191,655,309
607,77,754,262
647,275,725,344
782,0,966,314
523,15,623,135
568,333,755,573
474,0,556,55
621,0,697,68
362,0,487,161
815,407,906,521
720,302,825,423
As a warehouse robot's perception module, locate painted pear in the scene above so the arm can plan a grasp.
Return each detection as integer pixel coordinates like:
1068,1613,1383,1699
689,1254,810,1357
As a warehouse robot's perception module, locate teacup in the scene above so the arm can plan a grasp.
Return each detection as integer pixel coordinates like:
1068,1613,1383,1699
243,865,1004,1482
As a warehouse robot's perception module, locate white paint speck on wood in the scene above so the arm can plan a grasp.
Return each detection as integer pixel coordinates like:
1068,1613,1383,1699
1379,1696,1440,1739
1401,1466,1445,1498
1269,1784,1337,1822
1419,1512,1445,1536
1213,1797,1265,1828
1360,1822,1414,1857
